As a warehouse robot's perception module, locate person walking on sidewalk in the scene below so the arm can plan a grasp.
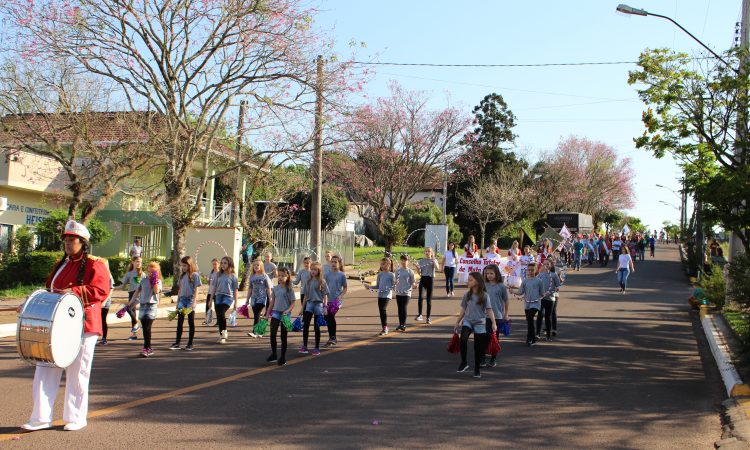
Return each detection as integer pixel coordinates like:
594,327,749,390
415,247,440,324
454,272,497,379
170,256,201,351
442,242,457,296
616,246,636,294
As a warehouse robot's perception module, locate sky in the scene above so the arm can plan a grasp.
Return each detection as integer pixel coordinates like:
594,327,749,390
314,0,742,232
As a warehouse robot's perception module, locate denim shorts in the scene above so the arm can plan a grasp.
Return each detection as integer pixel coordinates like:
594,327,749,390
214,294,233,306
139,303,157,320
304,301,324,316
462,319,486,334
271,310,289,320
177,296,192,309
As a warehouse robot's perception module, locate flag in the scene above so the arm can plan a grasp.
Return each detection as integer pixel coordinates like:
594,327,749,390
559,224,572,240
622,224,630,235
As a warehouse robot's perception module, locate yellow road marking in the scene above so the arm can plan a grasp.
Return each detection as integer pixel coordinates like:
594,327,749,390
0,314,456,441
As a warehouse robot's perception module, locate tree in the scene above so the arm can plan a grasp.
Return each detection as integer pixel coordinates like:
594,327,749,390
447,93,526,239
628,48,750,252
528,136,635,227
662,220,680,238
0,60,152,222
1,0,353,281
288,185,349,231
35,210,112,250
603,210,625,235
328,82,471,251
400,200,463,247
456,168,529,250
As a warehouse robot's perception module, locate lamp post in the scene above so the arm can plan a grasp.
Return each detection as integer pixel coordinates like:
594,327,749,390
655,183,686,240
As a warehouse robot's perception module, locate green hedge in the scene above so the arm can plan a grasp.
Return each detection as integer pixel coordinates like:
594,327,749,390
106,256,132,282
0,251,65,288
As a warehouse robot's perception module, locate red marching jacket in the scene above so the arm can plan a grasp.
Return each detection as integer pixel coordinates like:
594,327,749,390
45,254,112,336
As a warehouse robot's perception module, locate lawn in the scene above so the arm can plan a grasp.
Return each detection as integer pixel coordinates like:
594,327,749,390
353,246,426,264
723,310,749,338
0,275,175,301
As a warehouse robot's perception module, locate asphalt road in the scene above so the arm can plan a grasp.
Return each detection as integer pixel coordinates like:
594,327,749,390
0,244,723,449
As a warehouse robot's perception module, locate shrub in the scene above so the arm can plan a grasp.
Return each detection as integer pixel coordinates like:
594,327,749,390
26,252,64,283
13,226,35,255
728,253,750,309
401,201,463,247
106,256,132,282
380,219,407,248
151,257,174,278
699,265,726,308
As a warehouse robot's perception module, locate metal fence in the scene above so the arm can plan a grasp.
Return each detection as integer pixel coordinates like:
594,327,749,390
271,228,354,271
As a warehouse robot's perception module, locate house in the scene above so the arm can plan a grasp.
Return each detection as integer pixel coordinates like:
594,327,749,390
0,111,258,260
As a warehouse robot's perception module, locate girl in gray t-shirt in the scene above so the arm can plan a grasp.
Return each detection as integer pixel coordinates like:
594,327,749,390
265,268,296,366
482,264,509,367
301,262,328,354
453,272,497,378
246,260,272,338
416,247,440,324
293,257,312,302
394,254,416,331
323,255,347,347
369,258,395,335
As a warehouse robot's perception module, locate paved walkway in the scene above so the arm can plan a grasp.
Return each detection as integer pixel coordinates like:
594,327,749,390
0,244,723,448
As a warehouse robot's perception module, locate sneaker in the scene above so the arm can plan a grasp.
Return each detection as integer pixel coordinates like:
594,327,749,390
488,358,497,368
146,347,154,356
266,354,278,363
99,339,108,346
201,319,209,325
247,332,257,338
311,348,320,356
21,422,51,431
64,422,87,431
473,372,482,379
479,359,488,368
132,324,141,333
379,327,389,336
184,344,194,351
397,325,406,331
552,330,557,337
169,343,181,350
457,362,469,372
278,356,286,366
324,339,334,348
128,334,137,341
426,317,432,324
140,348,149,357
415,315,424,321
299,346,309,354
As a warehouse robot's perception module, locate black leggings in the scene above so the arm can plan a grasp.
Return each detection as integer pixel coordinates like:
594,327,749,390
536,299,554,337
205,294,213,310
176,311,195,345
141,318,154,348
325,312,337,340
101,307,109,340
302,311,321,348
525,308,539,343
215,303,230,332
444,267,455,293
459,326,487,370
270,317,288,357
418,276,433,317
127,292,137,327
396,295,410,326
378,298,390,328
252,303,265,327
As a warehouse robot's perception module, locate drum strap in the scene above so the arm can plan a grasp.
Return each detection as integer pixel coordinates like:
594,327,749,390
50,260,69,290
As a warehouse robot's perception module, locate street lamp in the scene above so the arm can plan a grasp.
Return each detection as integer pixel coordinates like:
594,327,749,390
616,4,736,71
658,200,680,210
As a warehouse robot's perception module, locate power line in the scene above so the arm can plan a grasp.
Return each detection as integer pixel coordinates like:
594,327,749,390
352,60,639,68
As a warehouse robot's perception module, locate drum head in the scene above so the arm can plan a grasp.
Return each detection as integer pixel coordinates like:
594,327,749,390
49,294,84,368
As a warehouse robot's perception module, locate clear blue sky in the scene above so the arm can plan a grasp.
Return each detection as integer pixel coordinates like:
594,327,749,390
315,0,741,232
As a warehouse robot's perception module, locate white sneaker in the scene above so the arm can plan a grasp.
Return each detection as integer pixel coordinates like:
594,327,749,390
64,422,87,431
247,332,257,338
21,422,50,431
415,315,424,321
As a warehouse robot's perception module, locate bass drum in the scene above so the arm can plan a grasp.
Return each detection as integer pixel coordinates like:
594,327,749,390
17,290,84,368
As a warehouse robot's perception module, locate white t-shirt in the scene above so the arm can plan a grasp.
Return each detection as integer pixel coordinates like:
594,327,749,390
617,254,632,270
443,251,457,268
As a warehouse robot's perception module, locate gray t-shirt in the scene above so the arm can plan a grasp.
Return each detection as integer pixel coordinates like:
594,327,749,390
178,272,202,298
207,271,219,295
418,258,437,277
250,274,272,304
272,285,295,312
263,262,277,281
538,271,561,300
138,277,162,304
461,292,492,323
395,267,415,296
375,271,395,299
517,276,544,310
293,269,311,292
121,270,143,292
325,271,347,300
485,282,508,319
304,279,328,303
214,273,238,297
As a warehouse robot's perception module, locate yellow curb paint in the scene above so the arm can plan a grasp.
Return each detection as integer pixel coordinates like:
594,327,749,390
0,314,457,442
731,384,750,397
699,305,709,320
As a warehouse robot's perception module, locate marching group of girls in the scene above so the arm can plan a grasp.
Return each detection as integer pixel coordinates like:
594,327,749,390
103,241,563,378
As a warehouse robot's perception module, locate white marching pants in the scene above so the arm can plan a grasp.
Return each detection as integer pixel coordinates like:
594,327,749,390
29,333,98,425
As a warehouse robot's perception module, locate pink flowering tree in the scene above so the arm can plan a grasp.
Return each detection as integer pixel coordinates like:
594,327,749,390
327,82,471,250
529,136,635,228
1,0,357,281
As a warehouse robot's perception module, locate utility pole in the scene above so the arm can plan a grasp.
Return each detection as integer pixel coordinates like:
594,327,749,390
231,100,247,228
310,55,324,260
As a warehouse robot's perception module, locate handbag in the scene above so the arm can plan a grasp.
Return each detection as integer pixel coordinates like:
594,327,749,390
447,332,460,353
486,332,501,356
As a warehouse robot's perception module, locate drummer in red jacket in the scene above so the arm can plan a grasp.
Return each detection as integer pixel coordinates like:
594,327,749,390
21,220,112,432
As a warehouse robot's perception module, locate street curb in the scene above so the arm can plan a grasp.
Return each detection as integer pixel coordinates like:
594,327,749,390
701,306,750,449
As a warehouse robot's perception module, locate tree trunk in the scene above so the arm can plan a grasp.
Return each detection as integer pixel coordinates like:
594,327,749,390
479,223,486,257
170,219,188,295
